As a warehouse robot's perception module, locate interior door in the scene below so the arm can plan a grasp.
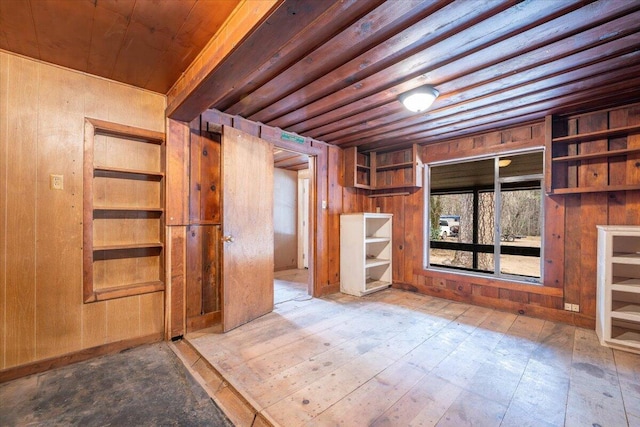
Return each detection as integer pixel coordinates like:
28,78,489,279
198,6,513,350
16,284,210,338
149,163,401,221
222,126,274,331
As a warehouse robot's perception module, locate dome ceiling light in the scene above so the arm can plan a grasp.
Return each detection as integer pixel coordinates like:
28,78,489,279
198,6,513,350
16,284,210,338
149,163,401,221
399,85,439,112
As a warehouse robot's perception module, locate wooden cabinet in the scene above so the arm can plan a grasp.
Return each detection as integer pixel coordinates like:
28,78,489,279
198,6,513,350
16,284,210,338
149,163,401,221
344,144,422,190
375,144,422,189
83,118,165,303
340,213,392,296
545,113,640,194
596,225,640,354
344,147,374,189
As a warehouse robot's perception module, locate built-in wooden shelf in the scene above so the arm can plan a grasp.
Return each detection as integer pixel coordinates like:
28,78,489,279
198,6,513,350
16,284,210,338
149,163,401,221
344,147,374,189
87,118,165,144
93,243,164,252
94,165,164,181
550,184,640,195
551,123,640,144
91,281,165,302
375,184,412,190
551,147,640,163
353,183,373,190
545,111,640,195
93,206,164,213
344,144,421,192
84,118,165,303
376,161,413,171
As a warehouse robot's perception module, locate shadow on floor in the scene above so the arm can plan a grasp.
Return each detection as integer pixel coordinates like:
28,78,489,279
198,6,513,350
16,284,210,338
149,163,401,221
0,343,232,426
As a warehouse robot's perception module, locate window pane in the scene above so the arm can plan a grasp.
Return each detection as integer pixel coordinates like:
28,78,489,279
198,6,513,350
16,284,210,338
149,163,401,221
499,152,543,178
429,190,495,272
499,189,541,278
501,254,540,278
429,193,468,242
429,249,473,269
478,191,495,273
427,152,542,282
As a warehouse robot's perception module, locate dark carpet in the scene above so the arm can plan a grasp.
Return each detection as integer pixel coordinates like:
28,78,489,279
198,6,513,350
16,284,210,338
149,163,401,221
0,343,233,426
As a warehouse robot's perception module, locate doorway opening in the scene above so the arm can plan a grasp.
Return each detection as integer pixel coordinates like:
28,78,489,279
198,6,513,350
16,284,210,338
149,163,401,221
273,147,313,304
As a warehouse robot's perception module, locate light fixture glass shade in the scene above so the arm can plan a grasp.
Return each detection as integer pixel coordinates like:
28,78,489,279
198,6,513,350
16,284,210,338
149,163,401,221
400,85,439,112
498,159,512,167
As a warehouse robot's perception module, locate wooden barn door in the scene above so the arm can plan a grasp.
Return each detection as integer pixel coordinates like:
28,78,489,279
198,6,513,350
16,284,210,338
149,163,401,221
221,126,274,331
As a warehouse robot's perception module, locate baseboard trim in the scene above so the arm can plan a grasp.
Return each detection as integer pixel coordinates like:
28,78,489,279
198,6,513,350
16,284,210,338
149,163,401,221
393,281,594,328
0,332,164,383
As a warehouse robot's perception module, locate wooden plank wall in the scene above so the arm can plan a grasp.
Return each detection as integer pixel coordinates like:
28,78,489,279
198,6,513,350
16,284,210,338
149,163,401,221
394,123,575,323
562,104,640,324
0,51,166,372
165,111,338,336
338,116,640,329
321,145,344,294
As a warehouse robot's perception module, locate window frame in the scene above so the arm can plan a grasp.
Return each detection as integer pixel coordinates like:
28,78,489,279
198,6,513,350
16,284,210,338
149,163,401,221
423,149,545,285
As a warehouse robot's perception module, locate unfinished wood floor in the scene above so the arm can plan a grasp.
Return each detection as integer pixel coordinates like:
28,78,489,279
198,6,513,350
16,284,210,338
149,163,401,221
188,279,640,427
274,269,310,305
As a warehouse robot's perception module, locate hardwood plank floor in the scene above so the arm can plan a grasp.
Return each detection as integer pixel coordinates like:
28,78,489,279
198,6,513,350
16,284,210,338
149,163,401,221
187,278,640,427
274,268,310,305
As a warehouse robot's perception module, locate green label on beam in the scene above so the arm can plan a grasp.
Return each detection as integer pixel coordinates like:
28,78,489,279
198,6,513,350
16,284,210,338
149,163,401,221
280,131,305,144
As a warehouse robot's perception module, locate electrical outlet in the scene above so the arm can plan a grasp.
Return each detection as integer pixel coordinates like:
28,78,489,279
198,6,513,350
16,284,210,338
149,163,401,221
50,174,63,190
564,303,572,311
571,304,580,312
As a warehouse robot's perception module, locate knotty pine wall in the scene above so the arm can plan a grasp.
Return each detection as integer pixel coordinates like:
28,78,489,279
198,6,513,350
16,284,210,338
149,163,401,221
337,114,640,328
0,51,166,373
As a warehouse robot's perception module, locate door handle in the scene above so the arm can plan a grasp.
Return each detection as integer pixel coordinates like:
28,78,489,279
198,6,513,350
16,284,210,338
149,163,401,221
222,235,235,243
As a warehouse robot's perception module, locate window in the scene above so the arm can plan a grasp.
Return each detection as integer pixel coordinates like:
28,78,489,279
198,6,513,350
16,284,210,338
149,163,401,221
425,151,543,283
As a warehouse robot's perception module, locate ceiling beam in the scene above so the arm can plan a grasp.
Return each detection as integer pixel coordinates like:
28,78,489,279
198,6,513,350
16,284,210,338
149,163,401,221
165,0,280,121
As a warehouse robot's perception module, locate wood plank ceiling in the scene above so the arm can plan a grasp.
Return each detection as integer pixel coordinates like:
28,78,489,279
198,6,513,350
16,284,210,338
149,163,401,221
2,0,640,153
273,148,309,171
176,0,640,152
0,0,240,93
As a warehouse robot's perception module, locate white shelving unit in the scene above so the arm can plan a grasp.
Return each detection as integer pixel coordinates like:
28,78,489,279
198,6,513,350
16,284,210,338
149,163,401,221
596,225,640,354
340,213,392,297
